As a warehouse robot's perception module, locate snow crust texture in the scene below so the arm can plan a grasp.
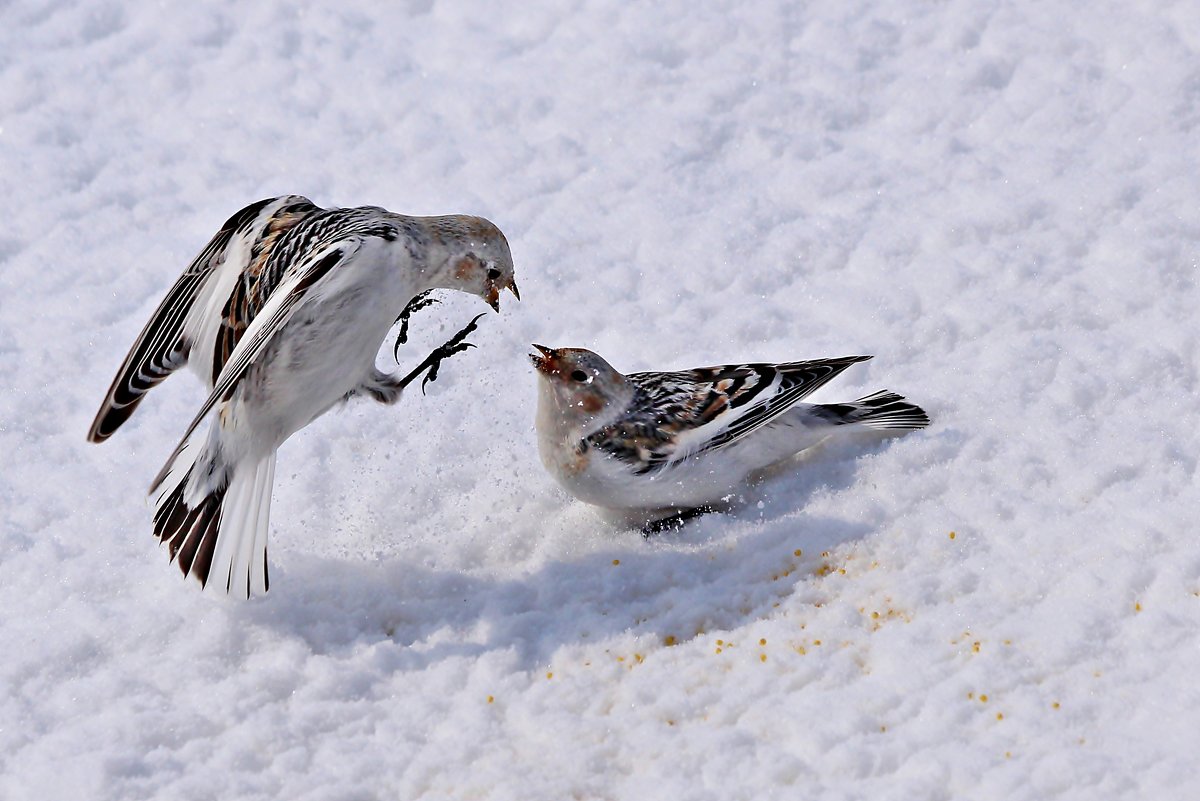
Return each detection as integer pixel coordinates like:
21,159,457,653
1,1,1198,799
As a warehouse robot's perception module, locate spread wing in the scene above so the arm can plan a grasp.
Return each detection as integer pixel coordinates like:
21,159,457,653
87,196,318,443
590,356,871,473
207,198,323,383
148,240,359,494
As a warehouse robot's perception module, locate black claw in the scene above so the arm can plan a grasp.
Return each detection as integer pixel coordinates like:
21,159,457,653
393,290,441,360
399,314,487,395
420,342,476,392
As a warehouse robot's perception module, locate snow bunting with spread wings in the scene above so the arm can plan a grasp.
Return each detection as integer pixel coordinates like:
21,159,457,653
89,196,518,596
531,346,928,526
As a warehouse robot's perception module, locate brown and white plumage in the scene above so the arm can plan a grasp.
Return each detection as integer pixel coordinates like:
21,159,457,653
531,346,928,517
89,196,518,596
88,196,318,442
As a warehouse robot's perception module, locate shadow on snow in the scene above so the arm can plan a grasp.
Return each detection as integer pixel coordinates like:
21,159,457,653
244,434,917,671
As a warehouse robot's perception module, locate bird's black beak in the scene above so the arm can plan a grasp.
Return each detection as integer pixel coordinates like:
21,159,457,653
485,270,519,312
529,343,557,373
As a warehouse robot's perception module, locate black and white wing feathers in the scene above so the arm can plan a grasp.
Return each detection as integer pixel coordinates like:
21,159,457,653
589,356,872,473
87,196,318,442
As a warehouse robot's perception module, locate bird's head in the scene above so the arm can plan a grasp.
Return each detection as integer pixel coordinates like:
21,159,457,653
530,345,631,435
429,215,519,311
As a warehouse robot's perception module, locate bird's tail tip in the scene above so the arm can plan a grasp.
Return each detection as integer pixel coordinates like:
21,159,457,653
822,389,930,431
151,441,275,598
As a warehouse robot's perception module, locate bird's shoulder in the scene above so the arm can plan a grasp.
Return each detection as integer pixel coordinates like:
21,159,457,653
257,204,400,283
210,202,419,381
207,197,320,381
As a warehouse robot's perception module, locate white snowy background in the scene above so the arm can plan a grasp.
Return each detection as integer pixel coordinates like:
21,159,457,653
2,1,1198,798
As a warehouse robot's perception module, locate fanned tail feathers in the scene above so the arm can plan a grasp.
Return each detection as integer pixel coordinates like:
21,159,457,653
152,441,275,598
818,390,930,431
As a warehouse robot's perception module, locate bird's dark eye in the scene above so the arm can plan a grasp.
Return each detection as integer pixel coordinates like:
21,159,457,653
570,369,589,382
486,267,501,281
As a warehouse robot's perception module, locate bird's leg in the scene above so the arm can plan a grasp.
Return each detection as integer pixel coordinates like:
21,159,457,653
353,368,407,405
396,313,486,395
640,506,716,538
392,290,441,361
355,314,485,404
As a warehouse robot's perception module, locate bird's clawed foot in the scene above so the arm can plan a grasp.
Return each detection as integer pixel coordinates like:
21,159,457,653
392,290,441,361
640,505,717,538
397,313,486,394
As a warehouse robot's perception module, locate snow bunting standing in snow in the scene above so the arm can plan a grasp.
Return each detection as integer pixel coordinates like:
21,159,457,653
89,196,518,596
531,346,928,527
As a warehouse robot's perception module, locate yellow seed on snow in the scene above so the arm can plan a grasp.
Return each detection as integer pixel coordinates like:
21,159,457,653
759,638,767,646
794,549,803,557
664,635,677,647
1052,702,1060,709
979,694,988,703
487,695,494,704
760,653,767,662
612,559,620,566
546,672,553,679
949,531,956,540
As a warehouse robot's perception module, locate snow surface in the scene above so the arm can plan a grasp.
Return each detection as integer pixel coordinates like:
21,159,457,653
2,0,1199,798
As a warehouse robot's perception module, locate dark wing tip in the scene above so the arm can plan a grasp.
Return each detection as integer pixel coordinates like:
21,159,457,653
87,404,135,443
